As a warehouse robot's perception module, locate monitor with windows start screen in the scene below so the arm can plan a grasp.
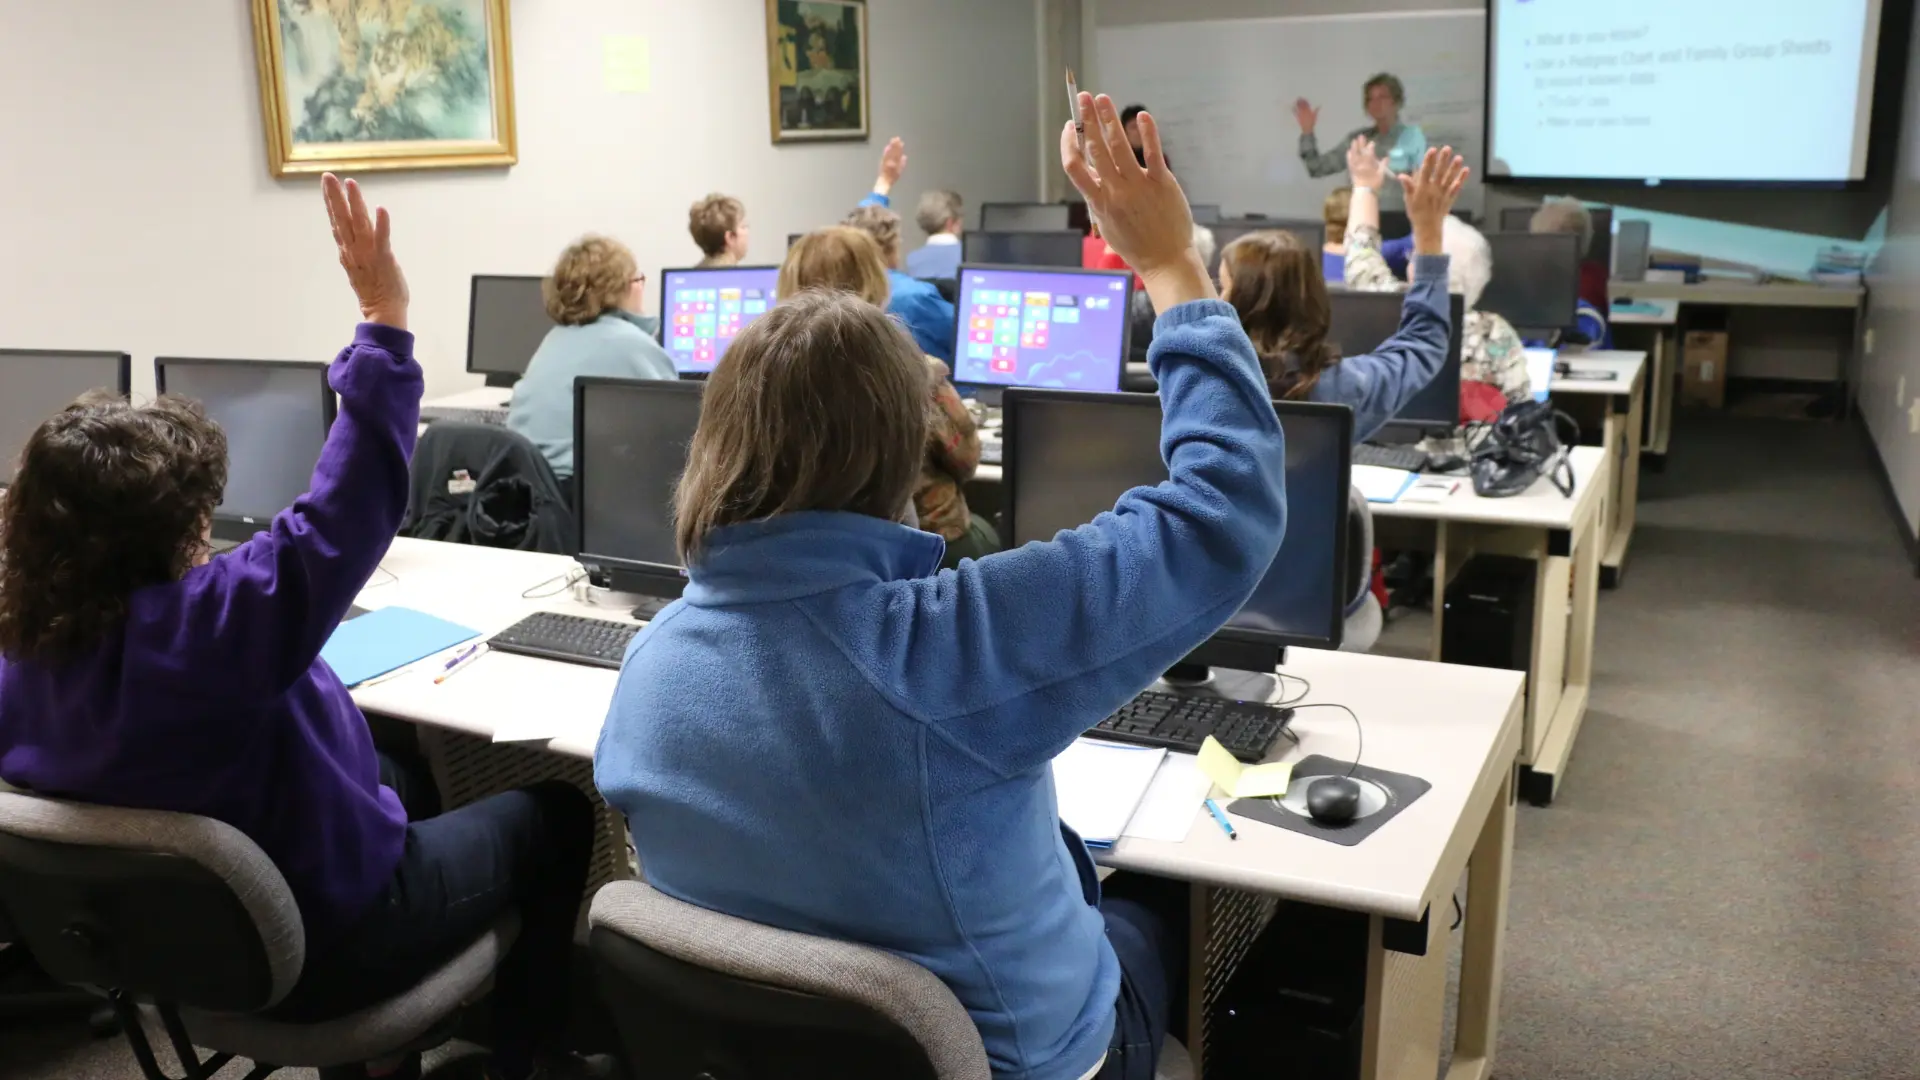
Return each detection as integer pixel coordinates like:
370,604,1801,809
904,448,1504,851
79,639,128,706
953,265,1132,397
659,266,780,375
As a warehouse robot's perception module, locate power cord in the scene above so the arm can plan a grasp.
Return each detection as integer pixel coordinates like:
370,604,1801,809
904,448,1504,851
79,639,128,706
1285,702,1364,778
1452,894,1463,931
1272,672,1312,707
366,564,399,588
520,568,586,599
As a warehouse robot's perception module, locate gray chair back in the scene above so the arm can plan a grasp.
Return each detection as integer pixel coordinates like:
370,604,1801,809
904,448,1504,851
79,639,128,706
588,880,990,1080
0,792,303,1013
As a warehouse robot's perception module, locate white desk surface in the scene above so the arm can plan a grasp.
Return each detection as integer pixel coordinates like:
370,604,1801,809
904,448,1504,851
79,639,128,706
1551,350,1646,396
424,386,513,410
1610,279,1863,309
1372,444,1606,529
351,539,1524,920
1607,297,1680,325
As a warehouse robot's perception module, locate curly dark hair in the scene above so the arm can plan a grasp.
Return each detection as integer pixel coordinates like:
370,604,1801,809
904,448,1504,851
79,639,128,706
0,392,227,662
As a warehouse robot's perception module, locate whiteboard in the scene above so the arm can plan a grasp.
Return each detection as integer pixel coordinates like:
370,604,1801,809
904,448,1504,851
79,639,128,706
1095,10,1487,220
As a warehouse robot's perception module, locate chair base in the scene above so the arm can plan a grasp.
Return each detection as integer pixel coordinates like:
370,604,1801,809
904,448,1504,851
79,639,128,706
111,992,275,1080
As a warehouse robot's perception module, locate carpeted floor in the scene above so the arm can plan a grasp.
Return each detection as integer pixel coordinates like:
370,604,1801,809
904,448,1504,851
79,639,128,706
4,412,1917,1080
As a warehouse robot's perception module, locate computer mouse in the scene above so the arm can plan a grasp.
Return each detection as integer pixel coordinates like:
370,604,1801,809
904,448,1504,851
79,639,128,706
1306,776,1362,827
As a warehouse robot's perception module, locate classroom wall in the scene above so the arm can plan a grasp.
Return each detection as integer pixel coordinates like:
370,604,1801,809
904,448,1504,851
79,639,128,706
1861,5,1920,543
0,0,1041,398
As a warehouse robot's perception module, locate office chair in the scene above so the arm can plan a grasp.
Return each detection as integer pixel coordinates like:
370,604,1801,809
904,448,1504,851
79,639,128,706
588,880,990,1080
0,791,517,1080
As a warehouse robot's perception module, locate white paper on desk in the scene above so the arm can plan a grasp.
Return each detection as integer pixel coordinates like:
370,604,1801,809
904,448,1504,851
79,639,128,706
1121,753,1211,842
1051,739,1166,845
1351,465,1416,504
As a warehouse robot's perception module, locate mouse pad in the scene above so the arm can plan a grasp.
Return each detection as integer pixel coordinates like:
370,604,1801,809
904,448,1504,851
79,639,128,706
1228,755,1432,847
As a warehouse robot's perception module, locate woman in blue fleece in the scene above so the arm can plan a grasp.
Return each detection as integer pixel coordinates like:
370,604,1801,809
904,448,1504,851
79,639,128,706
596,97,1283,1080
1219,145,1469,441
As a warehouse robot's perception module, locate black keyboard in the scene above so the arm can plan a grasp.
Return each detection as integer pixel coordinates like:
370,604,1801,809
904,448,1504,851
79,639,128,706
1090,691,1294,763
488,612,638,669
1352,443,1430,472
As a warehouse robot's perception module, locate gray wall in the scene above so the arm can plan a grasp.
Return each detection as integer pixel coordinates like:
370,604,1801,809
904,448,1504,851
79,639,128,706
1862,10,1920,541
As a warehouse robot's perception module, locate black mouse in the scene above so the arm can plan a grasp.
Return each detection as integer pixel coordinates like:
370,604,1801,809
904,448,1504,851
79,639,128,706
1306,776,1362,826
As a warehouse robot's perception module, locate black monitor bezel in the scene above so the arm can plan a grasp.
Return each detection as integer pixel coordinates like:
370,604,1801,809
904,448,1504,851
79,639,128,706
1325,290,1468,438
656,264,782,377
571,375,702,601
0,349,133,489
154,356,337,540
951,264,1135,400
1480,232,1582,333
978,202,1073,232
466,274,546,387
999,387,1352,662
960,230,1086,269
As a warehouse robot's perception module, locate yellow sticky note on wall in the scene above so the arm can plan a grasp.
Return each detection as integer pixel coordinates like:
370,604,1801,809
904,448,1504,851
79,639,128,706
1197,736,1294,799
603,35,652,94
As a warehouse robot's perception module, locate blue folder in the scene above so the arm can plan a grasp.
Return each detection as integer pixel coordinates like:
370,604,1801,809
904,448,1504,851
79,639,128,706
320,606,481,687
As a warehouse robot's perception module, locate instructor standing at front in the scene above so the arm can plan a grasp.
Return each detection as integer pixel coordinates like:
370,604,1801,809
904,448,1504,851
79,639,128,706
1295,73,1428,193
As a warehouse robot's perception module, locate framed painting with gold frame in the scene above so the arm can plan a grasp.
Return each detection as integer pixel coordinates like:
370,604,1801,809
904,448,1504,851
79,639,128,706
766,0,869,143
251,0,517,177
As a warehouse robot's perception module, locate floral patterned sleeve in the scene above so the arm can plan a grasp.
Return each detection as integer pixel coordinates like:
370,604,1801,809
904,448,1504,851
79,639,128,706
1464,312,1534,403
1342,224,1402,293
925,359,980,481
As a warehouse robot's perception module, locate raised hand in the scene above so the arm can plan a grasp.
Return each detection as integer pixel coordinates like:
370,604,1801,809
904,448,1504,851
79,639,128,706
1060,93,1208,310
1399,147,1471,256
874,136,908,195
1346,136,1389,192
1292,98,1319,134
321,173,408,330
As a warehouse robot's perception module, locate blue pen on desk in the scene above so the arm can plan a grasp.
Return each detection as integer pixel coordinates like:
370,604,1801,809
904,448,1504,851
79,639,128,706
440,642,482,672
434,643,489,685
1204,798,1238,841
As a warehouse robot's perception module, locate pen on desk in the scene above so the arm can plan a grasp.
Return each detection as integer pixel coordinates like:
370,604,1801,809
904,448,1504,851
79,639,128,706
1204,798,1238,841
439,641,482,672
434,643,489,685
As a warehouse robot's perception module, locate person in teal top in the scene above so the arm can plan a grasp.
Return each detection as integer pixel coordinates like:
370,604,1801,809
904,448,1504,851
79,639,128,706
506,235,676,486
1294,73,1428,195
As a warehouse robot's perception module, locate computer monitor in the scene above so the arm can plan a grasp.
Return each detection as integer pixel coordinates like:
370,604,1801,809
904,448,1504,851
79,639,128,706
1326,290,1467,437
572,377,703,603
659,265,780,376
154,357,335,541
1498,206,1538,232
1480,233,1581,333
0,349,131,487
1379,208,1475,241
953,265,1132,398
467,275,553,386
1189,204,1222,225
1587,206,1614,272
1207,218,1326,279
962,230,1085,268
1613,219,1652,282
980,203,1071,232
1004,391,1351,673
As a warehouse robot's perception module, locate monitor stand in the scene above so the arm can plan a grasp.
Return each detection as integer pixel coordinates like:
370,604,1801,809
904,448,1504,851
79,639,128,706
1154,649,1291,702
630,596,672,622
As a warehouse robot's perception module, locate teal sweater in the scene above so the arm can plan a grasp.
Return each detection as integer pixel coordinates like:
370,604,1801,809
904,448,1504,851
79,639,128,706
506,311,675,478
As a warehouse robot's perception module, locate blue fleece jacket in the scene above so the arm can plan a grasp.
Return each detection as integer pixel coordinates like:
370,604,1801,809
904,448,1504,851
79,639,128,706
857,191,960,361
1309,252,1452,442
594,300,1287,1080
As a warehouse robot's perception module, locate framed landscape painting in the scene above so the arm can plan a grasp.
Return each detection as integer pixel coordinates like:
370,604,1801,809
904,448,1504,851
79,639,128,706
767,0,869,143
251,0,517,177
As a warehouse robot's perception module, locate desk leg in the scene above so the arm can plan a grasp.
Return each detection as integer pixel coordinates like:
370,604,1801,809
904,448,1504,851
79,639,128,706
1646,327,1676,466
1518,506,1601,806
1449,765,1516,1080
1428,521,1451,664
1602,379,1645,589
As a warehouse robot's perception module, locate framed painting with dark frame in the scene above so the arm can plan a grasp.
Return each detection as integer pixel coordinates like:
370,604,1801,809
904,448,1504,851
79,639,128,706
766,0,869,143
251,0,518,177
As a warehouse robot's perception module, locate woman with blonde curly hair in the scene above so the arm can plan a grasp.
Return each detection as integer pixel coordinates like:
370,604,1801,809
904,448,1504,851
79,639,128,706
506,235,675,490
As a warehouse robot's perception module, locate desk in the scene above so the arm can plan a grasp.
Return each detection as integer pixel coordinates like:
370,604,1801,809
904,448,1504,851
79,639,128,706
350,540,1524,1080
423,386,513,411
1609,298,1679,464
1551,351,1646,588
1372,445,1606,806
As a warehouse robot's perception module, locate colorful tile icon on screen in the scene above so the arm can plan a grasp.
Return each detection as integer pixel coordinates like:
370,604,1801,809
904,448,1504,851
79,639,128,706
992,358,1016,373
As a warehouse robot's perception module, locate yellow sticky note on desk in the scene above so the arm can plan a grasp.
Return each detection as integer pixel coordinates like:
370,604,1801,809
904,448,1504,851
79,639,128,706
602,35,652,94
1197,735,1294,799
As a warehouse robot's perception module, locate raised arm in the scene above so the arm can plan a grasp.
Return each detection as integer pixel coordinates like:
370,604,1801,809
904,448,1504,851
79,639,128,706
839,96,1286,773
1294,99,1348,178
1342,138,1400,292
1318,149,1469,440
858,136,908,209
190,175,419,695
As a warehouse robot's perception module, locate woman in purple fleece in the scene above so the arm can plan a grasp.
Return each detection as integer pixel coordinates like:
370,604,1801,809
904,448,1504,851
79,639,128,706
0,177,592,1080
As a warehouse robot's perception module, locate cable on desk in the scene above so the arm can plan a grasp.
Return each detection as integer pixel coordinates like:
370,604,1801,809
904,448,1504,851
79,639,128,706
521,568,586,600
366,564,399,589
1287,702,1363,778
1272,672,1312,707
1452,894,1463,931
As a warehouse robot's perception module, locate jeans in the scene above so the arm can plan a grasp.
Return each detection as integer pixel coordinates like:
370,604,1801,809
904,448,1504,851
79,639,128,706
271,778,594,1074
1096,872,1191,1080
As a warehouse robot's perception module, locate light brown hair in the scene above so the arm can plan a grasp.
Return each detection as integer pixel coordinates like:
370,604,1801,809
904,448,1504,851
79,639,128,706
0,393,227,662
1364,72,1406,107
673,290,928,560
1221,231,1340,400
544,235,637,326
689,193,746,257
842,204,904,268
1323,187,1353,246
779,227,891,308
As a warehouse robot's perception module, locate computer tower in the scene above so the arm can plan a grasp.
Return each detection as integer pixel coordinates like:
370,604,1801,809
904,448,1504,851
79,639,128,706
1207,900,1367,1077
1441,555,1536,671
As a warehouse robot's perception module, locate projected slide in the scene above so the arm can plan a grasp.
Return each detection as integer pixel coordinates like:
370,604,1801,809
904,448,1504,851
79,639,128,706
1487,0,1883,183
